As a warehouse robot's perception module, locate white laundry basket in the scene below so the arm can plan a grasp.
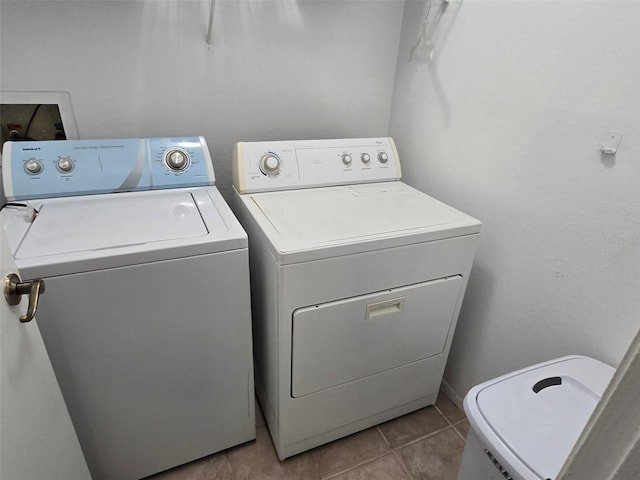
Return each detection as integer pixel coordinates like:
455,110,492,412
457,355,614,480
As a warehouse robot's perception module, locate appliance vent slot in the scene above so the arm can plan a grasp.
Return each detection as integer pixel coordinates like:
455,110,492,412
484,449,514,480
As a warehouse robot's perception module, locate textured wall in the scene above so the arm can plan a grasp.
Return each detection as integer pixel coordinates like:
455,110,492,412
3,0,639,407
390,0,640,401
0,0,403,199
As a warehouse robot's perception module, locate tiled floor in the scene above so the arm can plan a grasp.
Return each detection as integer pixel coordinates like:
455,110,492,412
149,392,469,480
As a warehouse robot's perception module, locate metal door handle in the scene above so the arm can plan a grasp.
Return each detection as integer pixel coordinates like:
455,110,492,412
3,273,46,323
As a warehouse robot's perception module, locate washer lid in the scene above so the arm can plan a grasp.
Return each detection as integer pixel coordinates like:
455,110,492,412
244,182,480,264
16,191,207,258
472,356,614,480
7,187,247,277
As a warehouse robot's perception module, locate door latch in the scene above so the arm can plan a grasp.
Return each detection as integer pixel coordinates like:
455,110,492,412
3,273,46,323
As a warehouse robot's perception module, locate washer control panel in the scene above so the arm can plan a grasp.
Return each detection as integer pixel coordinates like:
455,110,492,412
233,137,401,194
164,148,191,171
2,136,216,201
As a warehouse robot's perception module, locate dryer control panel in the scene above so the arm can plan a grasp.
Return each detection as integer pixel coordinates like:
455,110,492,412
2,136,216,201
233,137,401,193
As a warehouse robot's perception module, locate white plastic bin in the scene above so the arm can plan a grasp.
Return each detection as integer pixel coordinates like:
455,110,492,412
457,355,614,480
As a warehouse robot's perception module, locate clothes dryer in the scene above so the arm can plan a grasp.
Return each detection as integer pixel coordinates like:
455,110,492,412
232,137,481,459
1,137,254,479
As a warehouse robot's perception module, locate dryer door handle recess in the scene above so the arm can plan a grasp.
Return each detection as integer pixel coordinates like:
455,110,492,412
3,273,46,323
365,297,405,320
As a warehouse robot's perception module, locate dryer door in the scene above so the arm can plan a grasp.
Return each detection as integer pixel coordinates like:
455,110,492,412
291,275,463,398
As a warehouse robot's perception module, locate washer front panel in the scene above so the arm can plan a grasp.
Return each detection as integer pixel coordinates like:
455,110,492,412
30,249,254,480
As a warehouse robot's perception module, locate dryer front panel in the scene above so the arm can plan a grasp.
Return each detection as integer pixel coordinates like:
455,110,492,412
291,275,463,398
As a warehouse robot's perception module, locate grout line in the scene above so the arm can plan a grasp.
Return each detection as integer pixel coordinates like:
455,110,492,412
315,427,393,479
434,402,467,427
376,425,392,447
292,402,467,480
322,421,431,479
310,443,325,480
391,449,416,480
390,424,454,451
311,458,324,480
452,423,467,442
321,450,394,480
222,452,234,477
434,401,470,443
433,403,456,427
388,425,462,480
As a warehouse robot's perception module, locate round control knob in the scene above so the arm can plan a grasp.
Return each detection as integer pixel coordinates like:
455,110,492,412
260,154,281,176
361,153,371,163
377,152,389,164
341,154,352,166
24,158,43,175
164,149,189,171
56,157,74,173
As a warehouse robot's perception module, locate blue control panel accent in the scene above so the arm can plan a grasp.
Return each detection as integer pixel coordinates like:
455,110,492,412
3,137,215,201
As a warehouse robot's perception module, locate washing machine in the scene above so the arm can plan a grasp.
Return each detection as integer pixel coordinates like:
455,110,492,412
1,137,255,479
231,137,481,459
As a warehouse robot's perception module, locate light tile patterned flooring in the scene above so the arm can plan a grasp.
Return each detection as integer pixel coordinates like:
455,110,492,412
149,392,469,480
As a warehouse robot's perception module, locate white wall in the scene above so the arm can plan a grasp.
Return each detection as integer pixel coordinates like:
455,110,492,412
390,0,640,401
3,0,639,406
0,0,403,198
